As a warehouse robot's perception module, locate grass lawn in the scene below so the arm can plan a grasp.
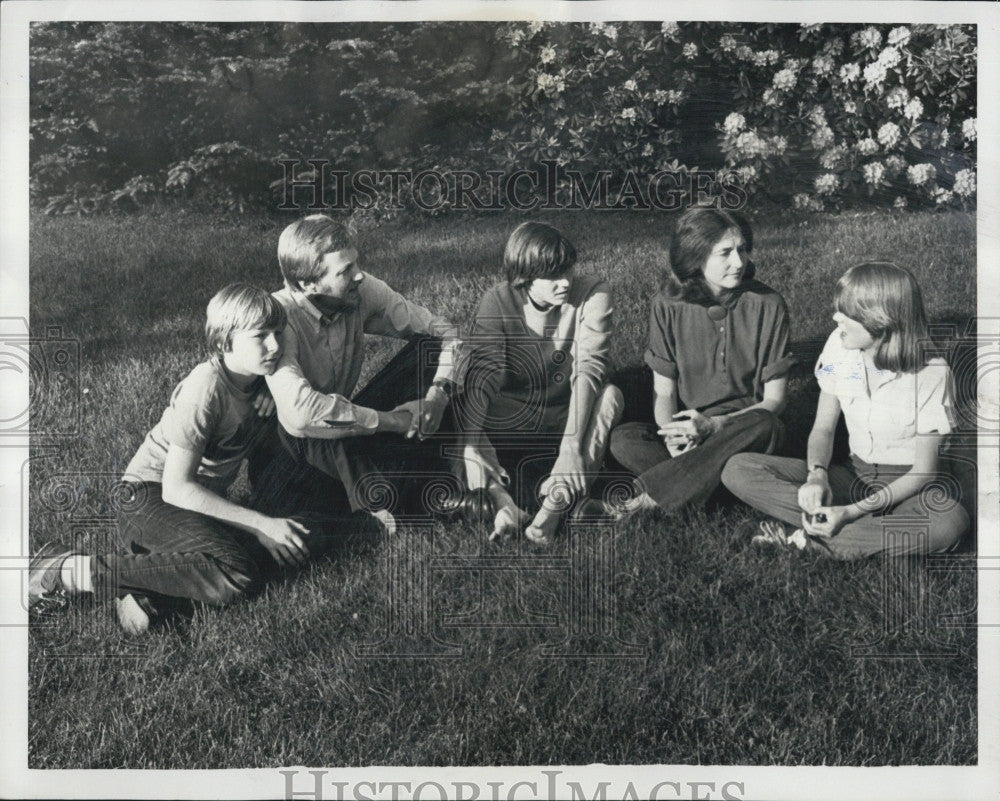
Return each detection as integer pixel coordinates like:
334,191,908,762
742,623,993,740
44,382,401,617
27,207,977,767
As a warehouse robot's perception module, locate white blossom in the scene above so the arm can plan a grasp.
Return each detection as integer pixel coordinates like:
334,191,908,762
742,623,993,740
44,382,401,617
839,63,861,83
773,68,797,91
723,112,746,134
877,47,902,68
769,135,788,155
660,22,680,40
536,72,565,93
719,34,737,52
736,164,758,182
857,137,878,156
862,162,885,185
623,79,638,92
863,61,888,87
820,145,847,171
683,43,698,60
540,45,557,64
854,27,883,49
735,130,767,157
814,173,839,195
762,88,779,106
810,125,835,150
812,54,835,76
887,26,911,47
893,196,908,209
906,163,936,186
620,106,637,121
932,187,954,205
953,168,976,197
962,117,977,141
877,122,901,148
903,98,923,121
642,143,654,157
736,45,753,61
843,100,858,115
666,89,684,105
653,89,669,105
885,86,908,110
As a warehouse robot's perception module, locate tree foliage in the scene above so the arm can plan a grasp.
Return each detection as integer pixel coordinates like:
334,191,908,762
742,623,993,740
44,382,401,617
30,21,976,214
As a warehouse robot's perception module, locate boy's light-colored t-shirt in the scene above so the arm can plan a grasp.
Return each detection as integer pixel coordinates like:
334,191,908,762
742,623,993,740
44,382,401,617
123,356,266,495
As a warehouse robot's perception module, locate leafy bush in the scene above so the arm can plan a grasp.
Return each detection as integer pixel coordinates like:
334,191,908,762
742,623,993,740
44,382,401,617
29,21,975,214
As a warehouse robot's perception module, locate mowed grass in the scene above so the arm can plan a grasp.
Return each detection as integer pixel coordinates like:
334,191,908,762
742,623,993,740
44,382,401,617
28,208,977,767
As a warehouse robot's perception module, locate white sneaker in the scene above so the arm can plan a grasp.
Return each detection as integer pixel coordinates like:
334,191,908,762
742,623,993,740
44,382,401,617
115,594,150,636
372,509,397,536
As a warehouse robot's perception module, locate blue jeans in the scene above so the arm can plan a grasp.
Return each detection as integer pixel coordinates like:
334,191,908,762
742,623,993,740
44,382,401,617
91,482,372,618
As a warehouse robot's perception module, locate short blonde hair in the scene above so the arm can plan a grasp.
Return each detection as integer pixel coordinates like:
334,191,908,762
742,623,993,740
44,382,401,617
205,283,286,355
835,262,930,374
277,214,352,286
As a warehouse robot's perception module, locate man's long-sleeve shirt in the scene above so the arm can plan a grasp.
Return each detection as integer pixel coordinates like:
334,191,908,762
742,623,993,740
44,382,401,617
267,274,460,439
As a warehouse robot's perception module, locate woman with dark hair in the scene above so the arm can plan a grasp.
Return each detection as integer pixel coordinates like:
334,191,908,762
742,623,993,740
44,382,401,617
455,221,623,544
722,262,969,558
609,205,794,513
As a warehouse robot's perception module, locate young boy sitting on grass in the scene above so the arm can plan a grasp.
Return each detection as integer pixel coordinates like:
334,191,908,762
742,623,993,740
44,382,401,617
28,283,392,635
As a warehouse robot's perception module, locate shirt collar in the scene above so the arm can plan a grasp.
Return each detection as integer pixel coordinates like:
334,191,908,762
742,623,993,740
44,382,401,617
286,283,338,328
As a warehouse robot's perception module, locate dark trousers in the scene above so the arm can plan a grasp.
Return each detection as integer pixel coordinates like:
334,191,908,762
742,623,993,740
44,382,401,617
721,453,969,558
609,408,784,510
92,482,373,618
249,337,454,518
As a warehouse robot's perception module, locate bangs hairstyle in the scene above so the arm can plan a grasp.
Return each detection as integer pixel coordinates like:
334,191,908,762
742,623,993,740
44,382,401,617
504,221,577,288
205,283,286,355
277,214,351,286
835,262,930,374
664,205,756,306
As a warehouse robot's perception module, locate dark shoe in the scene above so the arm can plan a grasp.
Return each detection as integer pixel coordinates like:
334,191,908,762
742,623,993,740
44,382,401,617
28,542,79,611
569,497,622,525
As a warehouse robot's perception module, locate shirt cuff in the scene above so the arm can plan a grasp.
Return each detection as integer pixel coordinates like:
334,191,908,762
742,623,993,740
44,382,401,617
644,350,678,379
762,354,796,382
354,405,379,431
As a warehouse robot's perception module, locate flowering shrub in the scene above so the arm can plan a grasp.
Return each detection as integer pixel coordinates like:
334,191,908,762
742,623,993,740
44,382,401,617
713,23,976,210
31,21,975,214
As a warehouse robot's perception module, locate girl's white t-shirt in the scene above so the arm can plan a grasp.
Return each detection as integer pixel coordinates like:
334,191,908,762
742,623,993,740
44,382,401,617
814,330,955,466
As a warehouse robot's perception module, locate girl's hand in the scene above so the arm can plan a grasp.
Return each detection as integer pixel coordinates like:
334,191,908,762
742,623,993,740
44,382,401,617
659,410,721,446
797,475,832,515
255,517,311,568
664,434,694,457
801,505,851,539
548,448,587,497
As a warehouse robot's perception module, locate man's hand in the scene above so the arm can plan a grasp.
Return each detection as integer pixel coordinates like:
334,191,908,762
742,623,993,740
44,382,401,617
254,517,310,568
251,386,276,418
378,407,414,435
659,410,722,447
406,387,448,440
